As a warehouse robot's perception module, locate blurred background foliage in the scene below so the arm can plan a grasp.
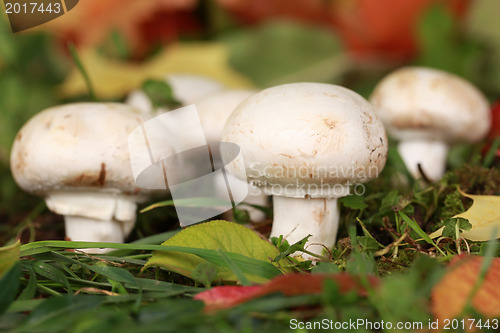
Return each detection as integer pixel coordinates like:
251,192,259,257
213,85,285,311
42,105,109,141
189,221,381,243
1,0,500,244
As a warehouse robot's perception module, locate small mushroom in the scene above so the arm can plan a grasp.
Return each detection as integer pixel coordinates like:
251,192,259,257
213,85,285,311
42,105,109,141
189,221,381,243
221,83,387,258
196,89,268,222
370,67,491,181
126,74,225,113
10,103,150,252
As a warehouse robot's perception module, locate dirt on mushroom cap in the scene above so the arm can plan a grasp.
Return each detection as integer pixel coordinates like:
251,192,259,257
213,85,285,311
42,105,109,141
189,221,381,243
370,67,491,143
10,103,147,195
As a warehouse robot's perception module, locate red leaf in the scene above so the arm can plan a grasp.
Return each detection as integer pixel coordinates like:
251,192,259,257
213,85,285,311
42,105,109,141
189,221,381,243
217,0,470,60
194,285,262,311
194,273,379,312
482,100,500,158
489,100,500,139
431,255,500,324
328,0,470,60
41,0,200,58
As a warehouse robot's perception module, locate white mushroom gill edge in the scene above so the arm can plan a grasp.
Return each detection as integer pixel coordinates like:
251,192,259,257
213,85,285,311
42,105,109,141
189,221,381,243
397,139,448,182
270,196,340,259
45,191,138,253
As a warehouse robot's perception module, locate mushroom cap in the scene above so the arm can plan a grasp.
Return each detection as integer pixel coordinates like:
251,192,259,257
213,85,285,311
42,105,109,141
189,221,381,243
196,89,256,143
369,66,491,142
10,103,146,197
221,83,388,198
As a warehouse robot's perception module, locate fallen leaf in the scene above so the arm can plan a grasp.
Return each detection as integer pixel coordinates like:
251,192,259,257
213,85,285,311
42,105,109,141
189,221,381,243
431,255,500,323
194,285,262,311
430,189,500,241
218,0,470,60
0,240,20,279
144,220,287,284
194,272,379,312
59,43,254,99
485,101,500,157
328,0,470,60
38,0,199,57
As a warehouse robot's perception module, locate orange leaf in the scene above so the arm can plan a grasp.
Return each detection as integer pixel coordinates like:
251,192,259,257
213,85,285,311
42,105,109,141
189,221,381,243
194,273,379,312
38,0,198,57
431,255,500,324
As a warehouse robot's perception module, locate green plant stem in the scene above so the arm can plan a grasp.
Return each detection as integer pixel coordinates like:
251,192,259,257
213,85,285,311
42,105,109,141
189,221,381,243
483,137,500,168
68,42,96,101
36,283,61,297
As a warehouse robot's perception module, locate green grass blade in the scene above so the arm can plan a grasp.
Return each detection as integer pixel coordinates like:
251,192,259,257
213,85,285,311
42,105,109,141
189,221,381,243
20,241,282,281
483,137,500,168
217,248,251,286
68,42,96,101
398,211,446,256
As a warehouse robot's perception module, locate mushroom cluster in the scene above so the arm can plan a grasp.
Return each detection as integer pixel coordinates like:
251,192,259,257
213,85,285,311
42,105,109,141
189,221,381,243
370,67,491,181
10,103,150,252
221,82,388,258
11,67,488,259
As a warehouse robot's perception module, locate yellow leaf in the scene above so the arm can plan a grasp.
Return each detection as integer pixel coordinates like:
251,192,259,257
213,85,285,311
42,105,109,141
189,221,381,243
430,190,500,241
0,240,20,279
59,43,254,99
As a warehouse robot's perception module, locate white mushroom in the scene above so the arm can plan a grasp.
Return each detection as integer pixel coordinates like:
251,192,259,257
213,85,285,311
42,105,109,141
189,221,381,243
126,74,225,113
196,90,268,222
10,103,150,252
221,83,388,258
370,67,491,181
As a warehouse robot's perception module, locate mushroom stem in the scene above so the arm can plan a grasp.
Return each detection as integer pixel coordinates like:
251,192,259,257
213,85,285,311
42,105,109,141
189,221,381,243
397,140,449,182
64,215,128,253
270,196,339,259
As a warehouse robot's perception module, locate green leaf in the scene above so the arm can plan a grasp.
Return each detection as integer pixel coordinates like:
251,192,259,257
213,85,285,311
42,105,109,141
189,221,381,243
88,265,137,286
32,261,73,293
311,262,341,274
145,220,285,283
357,236,381,252
17,270,37,301
340,195,368,210
141,79,181,109
191,262,219,288
0,240,20,278
345,252,377,275
415,4,482,80
466,0,500,91
23,295,102,330
380,190,400,213
272,235,311,262
442,217,472,239
0,262,20,316
222,20,347,87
